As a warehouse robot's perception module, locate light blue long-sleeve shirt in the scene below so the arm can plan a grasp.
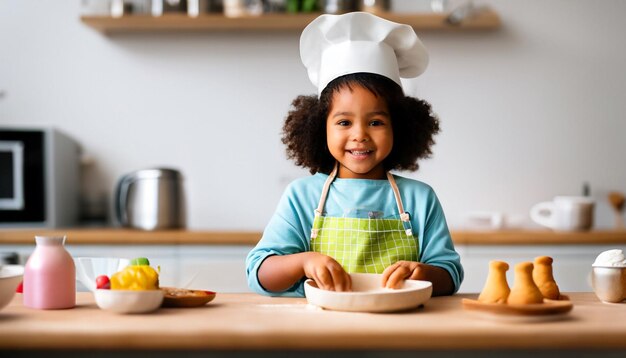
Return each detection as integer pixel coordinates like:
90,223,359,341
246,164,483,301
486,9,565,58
246,173,464,297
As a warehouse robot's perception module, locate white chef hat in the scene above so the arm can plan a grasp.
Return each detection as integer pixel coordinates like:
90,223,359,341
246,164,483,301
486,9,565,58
300,12,429,96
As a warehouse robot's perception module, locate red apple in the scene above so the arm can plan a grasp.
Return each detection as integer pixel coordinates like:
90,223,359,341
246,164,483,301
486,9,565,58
96,275,110,289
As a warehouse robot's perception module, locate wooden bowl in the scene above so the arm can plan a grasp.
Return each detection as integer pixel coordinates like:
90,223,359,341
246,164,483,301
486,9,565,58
462,297,573,322
161,287,216,308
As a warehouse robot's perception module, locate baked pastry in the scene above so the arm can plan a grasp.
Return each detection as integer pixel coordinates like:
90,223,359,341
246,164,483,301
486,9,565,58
508,262,544,305
532,256,560,300
478,260,510,304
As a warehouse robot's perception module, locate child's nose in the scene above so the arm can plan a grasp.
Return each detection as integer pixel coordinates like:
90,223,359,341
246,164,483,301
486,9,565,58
351,123,370,142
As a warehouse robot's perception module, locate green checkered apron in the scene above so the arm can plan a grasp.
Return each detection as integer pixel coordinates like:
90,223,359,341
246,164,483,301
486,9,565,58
310,164,418,274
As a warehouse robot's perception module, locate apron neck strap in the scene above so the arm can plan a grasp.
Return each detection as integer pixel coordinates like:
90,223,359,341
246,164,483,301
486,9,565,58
386,171,408,221
314,163,338,217
314,162,409,222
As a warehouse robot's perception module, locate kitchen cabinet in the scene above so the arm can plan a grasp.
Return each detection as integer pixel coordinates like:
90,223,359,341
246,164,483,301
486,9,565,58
0,243,252,293
2,228,625,294
80,9,501,34
5,242,617,294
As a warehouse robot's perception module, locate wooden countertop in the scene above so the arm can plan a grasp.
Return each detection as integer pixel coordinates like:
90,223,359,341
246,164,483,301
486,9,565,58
2,228,626,246
0,292,624,351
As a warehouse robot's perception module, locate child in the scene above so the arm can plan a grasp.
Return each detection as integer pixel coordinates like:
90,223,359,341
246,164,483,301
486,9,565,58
246,12,463,297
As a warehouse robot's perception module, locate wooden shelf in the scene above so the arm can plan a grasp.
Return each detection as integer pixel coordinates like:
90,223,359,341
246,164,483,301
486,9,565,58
80,10,501,34
2,228,626,246
0,228,260,246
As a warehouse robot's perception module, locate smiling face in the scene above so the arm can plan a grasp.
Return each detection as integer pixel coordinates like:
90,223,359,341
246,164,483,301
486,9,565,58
326,84,393,179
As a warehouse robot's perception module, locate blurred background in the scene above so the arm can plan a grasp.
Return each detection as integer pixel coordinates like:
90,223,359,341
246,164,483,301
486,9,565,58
1,0,625,231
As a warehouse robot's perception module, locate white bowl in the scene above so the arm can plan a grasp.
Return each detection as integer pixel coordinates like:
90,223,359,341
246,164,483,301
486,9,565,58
94,289,164,314
591,266,626,303
304,273,433,313
0,265,24,311
75,257,131,292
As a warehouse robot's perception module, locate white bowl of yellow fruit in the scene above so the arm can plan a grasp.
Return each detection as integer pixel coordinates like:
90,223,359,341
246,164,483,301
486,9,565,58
94,289,164,314
93,257,164,314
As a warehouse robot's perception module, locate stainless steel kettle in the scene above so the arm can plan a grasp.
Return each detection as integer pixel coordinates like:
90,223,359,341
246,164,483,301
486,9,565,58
114,168,185,230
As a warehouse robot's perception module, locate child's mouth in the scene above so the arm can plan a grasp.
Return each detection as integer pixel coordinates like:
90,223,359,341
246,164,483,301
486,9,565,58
347,149,372,158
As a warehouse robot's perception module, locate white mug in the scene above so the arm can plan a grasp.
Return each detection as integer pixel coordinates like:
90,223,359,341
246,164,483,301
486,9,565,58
530,196,594,231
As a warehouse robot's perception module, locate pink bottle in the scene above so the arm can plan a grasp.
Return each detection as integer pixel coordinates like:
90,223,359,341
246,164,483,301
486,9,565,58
24,236,76,309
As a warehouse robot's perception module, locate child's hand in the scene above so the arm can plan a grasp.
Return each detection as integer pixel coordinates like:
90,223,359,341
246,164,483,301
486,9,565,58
381,261,429,289
303,252,352,292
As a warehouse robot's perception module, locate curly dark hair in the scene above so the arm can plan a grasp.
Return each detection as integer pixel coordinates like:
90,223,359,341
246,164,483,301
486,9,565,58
282,73,440,175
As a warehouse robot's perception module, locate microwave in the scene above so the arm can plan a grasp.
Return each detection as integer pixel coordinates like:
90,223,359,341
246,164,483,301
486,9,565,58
0,127,81,228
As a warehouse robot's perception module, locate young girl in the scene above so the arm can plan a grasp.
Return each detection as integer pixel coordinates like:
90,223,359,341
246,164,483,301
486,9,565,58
246,12,463,297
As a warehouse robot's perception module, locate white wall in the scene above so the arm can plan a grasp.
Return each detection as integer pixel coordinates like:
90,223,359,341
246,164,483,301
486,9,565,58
2,0,625,231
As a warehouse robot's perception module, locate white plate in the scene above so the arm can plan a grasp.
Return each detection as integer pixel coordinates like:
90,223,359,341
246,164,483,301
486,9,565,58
94,289,164,314
304,273,432,313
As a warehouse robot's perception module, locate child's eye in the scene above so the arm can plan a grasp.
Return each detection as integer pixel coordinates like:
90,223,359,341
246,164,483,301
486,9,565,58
369,119,386,126
336,120,351,126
